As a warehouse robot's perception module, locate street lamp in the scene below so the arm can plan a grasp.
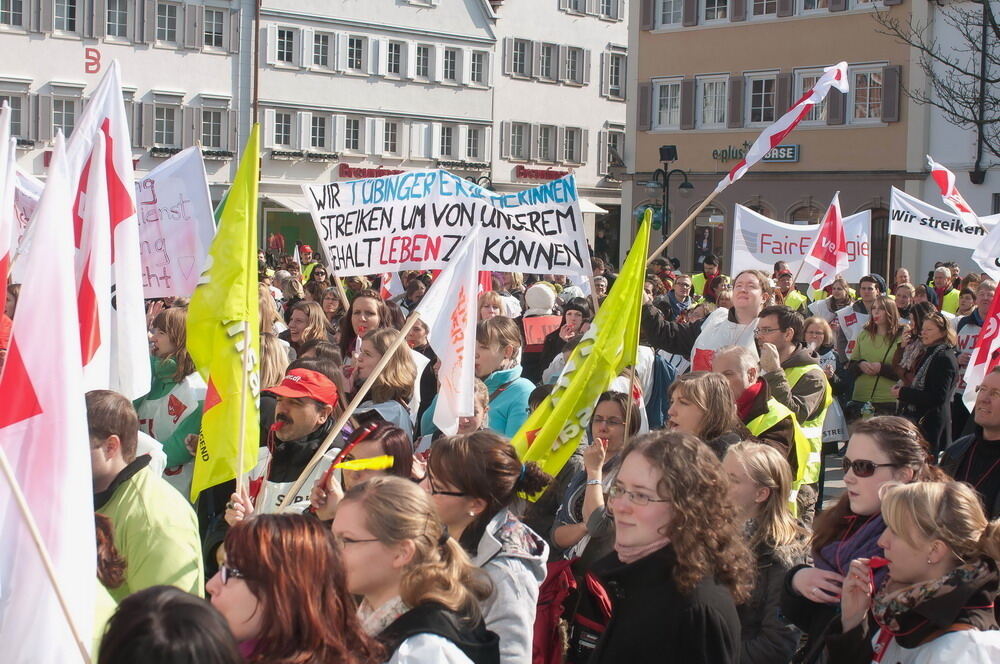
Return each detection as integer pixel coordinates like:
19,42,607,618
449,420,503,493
649,145,693,239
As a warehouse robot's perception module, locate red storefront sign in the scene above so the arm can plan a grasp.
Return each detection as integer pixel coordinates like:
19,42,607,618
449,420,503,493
338,164,405,179
514,165,570,181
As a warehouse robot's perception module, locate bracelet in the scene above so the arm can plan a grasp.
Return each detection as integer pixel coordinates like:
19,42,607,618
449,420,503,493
585,479,602,486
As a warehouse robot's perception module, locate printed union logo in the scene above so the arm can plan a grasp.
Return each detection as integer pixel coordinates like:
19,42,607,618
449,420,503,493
985,315,999,340
285,374,302,382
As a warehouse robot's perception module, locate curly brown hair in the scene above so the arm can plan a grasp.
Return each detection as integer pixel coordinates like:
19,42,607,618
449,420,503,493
621,431,755,603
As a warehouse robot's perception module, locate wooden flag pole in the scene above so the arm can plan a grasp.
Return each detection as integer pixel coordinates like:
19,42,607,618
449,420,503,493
234,319,253,496
278,311,422,509
332,273,351,311
646,191,721,266
0,448,92,664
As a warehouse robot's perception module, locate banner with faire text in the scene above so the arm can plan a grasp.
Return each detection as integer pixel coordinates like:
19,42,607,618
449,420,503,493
731,205,870,282
302,169,589,278
134,147,216,298
889,187,998,250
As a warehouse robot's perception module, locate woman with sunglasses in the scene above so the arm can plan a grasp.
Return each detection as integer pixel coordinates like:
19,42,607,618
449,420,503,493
552,391,642,564
332,476,500,664
207,514,382,664
830,481,1000,662
589,431,754,663
424,431,552,664
780,416,946,663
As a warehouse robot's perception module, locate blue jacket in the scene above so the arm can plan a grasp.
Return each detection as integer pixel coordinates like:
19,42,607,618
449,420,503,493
421,365,534,439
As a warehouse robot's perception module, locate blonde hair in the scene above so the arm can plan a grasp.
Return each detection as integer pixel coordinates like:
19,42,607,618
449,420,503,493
724,442,809,566
259,284,282,334
259,332,290,389
476,316,523,359
881,481,1000,564
803,316,834,347
289,301,331,346
342,476,491,616
151,307,195,382
478,290,504,312
362,328,416,405
668,371,743,441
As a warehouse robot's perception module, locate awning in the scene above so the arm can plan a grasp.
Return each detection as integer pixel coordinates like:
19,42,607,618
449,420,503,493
263,193,310,214
578,197,609,215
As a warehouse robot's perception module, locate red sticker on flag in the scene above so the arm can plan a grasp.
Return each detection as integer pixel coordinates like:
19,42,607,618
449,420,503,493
692,348,715,372
167,394,188,424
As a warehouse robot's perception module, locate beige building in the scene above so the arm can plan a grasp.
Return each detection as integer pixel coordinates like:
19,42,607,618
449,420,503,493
623,0,930,276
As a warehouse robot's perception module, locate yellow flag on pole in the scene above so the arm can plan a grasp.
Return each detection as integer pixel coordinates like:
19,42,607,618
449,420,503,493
512,211,651,487
186,125,260,501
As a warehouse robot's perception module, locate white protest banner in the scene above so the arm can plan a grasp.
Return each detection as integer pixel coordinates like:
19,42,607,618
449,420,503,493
134,147,215,297
731,205,870,282
889,187,997,250
302,169,589,279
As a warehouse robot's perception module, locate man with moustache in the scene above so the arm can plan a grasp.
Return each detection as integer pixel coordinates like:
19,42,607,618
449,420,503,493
943,367,1000,518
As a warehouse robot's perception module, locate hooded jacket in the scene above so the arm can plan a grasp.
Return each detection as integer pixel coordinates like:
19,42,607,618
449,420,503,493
380,602,500,664
422,366,533,439
762,345,828,427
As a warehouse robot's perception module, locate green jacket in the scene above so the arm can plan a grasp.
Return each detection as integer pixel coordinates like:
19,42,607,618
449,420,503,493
97,459,204,602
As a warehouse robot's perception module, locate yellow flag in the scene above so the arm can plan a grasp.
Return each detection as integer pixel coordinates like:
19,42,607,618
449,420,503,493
186,125,261,501
513,211,651,488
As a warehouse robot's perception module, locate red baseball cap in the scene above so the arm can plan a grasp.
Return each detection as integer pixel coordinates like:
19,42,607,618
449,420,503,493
777,269,793,278
265,369,339,406
300,245,314,253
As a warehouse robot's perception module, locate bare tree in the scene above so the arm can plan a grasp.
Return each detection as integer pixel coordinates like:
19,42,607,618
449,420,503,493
874,2,999,182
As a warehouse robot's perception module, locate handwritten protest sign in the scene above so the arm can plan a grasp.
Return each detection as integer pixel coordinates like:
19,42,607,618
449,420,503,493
134,147,215,298
302,169,589,279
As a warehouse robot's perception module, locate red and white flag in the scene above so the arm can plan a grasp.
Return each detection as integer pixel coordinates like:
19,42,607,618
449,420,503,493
64,60,149,399
0,133,95,662
963,286,1000,411
716,62,848,194
415,229,481,435
0,102,16,319
379,271,404,300
928,156,978,227
802,192,849,290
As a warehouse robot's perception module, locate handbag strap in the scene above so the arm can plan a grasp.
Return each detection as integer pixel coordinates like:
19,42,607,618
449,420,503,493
868,335,897,402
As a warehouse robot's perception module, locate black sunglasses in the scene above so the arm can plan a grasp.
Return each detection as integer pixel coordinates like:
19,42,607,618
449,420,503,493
842,457,899,478
220,564,246,585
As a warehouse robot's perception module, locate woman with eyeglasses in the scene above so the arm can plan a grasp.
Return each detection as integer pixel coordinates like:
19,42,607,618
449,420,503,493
320,286,344,330
830,481,1000,662
206,514,382,664
891,311,960,456
423,431,552,664
588,431,754,663
666,371,750,457
780,416,946,663
332,476,500,664
552,391,642,564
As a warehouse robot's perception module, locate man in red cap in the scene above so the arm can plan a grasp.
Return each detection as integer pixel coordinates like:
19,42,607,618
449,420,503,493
299,244,319,282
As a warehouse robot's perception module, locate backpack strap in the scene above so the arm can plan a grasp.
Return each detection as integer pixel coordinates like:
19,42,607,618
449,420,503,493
489,380,517,403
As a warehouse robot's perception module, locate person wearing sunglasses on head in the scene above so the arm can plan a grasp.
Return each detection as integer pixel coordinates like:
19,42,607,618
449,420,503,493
780,416,946,664
207,514,382,664
942,366,1000,519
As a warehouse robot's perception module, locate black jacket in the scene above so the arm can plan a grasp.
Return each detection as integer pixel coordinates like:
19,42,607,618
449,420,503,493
780,563,839,664
589,546,741,664
379,602,500,664
641,303,708,358
942,428,1000,519
738,547,801,664
897,342,959,453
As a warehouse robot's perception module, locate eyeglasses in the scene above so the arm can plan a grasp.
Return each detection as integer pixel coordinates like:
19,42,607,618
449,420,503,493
592,416,625,427
842,457,899,478
608,483,669,507
754,326,781,335
220,564,246,585
975,385,1000,400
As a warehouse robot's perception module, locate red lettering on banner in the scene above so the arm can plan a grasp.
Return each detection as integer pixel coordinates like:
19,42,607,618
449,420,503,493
379,234,442,264
85,48,101,74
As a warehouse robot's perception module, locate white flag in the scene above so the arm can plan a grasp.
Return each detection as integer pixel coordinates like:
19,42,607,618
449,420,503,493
415,229,481,435
0,103,15,316
0,133,95,663
65,60,149,399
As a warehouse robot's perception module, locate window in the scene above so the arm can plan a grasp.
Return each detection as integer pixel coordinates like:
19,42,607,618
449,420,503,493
748,76,776,124
345,117,360,151
992,193,1000,216
790,205,820,225
387,42,402,75
1,0,23,27
752,0,776,16
796,71,826,122
510,123,528,159
313,33,329,66
512,39,530,76
53,98,75,137
852,69,883,122
440,125,454,156
311,116,326,149
539,44,556,80
600,0,619,19
697,77,727,127
277,29,294,63
202,110,222,148
55,0,76,31
106,0,127,37
0,95,22,136
606,130,624,166
156,2,178,43
383,121,398,153
154,106,176,145
659,0,681,26
608,53,625,98
471,51,487,84
565,47,583,84
801,0,828,10
467,127,481,159
568,0,586,11
563,128,582,163
416,45,430,77
273,111,291,146
703,0,727,21
347,36,365,70
655,80,681,128
204,9,224,48
443,48,458,81
538,125,555,161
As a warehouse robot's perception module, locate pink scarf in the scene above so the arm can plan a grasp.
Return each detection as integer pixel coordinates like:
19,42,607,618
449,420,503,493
615,538,671,564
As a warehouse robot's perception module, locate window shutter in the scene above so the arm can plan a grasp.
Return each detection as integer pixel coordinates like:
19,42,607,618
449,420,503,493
94,0,107,38
227,9,240,52
373,118,386,154
404,41,416,78
616,0,625,21
776,0,793,17
679,78,696,130
532,42,542,79
881,64,901,122
556,127,567,163
580,129,589,164
638,82,652,131
559,0,570,9
338,33,350,72
529,124,539,160
300,28,313,67
582,50,592,85
682,0,698,26
142,101,155,146
373,39,387,76
333,114,347,151
430,46,443,82
123,99,139,147
228,109,238,151
37,94,52,141
729,0,746,22
40,0,54,32
640,0,655,29
262,108,275,148
194,108,204,146
460,49,471,85
829,0,846,11
143,0,156,42
299,111,312,149
600,53,609,97
826,88,846,125
727,75,744,128
84,0,97,37
264,24,276,65
586,0,600,14
499,121,510,159
182,106,195,146
598,129,608,175
502,38,513,75
558,45,569,81
183,4,199,49
883,0,902,5
430,122,441,158
775,72,792,114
